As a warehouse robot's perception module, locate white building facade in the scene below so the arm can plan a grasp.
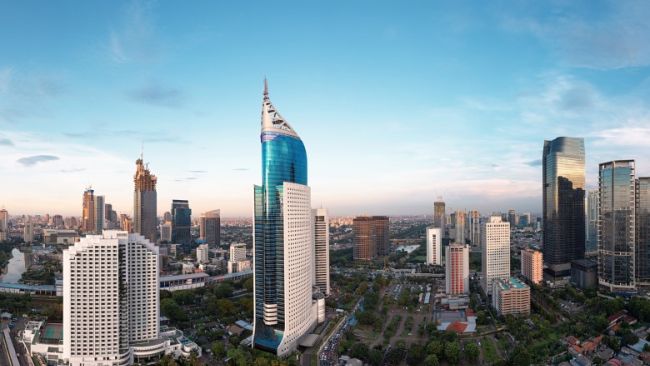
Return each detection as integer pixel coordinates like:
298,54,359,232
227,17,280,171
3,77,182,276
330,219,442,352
426,227,442,266
481,216,511,294
196,244,209,264
313,208,330,296
63,231,164,366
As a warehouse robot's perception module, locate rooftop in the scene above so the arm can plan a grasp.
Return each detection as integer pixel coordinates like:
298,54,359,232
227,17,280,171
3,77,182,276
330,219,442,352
495,277,529,291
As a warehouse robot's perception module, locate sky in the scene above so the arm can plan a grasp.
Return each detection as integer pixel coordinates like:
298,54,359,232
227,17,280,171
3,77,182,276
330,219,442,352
1,0,650,217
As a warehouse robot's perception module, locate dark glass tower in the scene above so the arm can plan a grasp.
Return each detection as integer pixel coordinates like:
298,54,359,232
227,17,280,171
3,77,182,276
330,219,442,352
253,80,313,356
599,161,636,293
637,177,650,286
171,200,192,245
542,137,585,280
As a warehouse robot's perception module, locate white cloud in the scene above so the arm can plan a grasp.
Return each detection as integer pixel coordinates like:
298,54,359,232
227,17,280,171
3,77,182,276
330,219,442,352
108,0,160,63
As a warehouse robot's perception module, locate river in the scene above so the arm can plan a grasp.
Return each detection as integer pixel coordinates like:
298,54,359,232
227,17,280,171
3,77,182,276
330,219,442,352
0,248,28,284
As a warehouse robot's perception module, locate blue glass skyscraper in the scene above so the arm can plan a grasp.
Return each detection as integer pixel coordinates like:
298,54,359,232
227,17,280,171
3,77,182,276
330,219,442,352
253,81,316,356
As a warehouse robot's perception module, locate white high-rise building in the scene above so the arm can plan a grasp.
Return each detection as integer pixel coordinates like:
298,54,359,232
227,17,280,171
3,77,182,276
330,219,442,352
63,231,163,366
228,243,250,274
196,244,209,264
481,216,511,294
426,227,442,265
313,208,330,296
23,222,34,243
445,243,469,295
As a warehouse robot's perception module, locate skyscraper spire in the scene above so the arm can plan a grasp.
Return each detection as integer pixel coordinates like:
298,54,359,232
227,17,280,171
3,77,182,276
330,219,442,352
263,77,269,100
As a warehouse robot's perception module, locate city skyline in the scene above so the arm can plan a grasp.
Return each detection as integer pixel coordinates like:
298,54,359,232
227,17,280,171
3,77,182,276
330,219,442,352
1,1,650,217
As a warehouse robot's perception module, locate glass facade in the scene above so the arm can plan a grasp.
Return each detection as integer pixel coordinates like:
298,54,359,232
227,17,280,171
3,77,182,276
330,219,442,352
542,137,585,277
598,161,636,292
254,90,308,353
171,200,192,245
636,177,650,285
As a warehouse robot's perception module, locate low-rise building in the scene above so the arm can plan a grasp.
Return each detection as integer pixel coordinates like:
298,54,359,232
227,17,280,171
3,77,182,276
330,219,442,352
492,277,530,316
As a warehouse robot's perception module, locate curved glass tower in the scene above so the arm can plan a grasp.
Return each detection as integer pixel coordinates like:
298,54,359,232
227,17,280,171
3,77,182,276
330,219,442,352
253,80,315,356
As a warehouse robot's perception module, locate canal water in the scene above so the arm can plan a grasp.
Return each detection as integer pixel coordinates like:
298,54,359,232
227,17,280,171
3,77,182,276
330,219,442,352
0,248,28,284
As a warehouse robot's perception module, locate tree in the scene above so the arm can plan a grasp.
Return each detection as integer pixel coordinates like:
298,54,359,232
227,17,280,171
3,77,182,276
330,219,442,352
244,278,254,292
510,346,531,366
211,342,226,358
423,354,439,366
406,344,425,365
215,283,234,298
350,342,369,361
464,342,480,362
426,340,443,357
159,355,178,366
444,341,460,365
368,349,383,366
161,298,187,322
227,347,252,366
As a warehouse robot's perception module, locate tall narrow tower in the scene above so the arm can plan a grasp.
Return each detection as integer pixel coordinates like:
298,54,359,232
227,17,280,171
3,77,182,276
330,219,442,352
313,208,330,296
253,80,315,356
82,187,95,233
133,158,158,243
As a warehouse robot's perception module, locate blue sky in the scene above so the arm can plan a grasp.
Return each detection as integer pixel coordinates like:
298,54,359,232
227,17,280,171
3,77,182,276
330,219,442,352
1,0,649,217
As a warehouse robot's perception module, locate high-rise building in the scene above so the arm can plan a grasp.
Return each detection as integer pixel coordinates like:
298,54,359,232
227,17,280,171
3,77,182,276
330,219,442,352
133,158,158,243
433,201,446,229
23,222,34,243
199,210,220,245
492,277,530,316
481,216,510,294
521,248,543,285
120,214,133,233
426,227,442,266
163,212,172,222
468,210,480,247
0,208,8,242
63,231,162,365
196,243,209,264
253,81,316,356
638,177,650,286
353,216,390,260
507,209,516,229
52,214,64,229
81,188,95,233
543,137,586,281
313,208,330,296
230,243,247,262
171,200,192,245
445,243,469,295
586,190,599,254
455,210,466,244
598,160,636,293
94,195,105,234
160,221,172,243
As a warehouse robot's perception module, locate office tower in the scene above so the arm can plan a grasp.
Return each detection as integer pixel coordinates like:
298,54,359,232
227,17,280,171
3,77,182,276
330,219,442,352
133,158,158,243
63,231,161,366
160,222,172,243
313,208,330,296
0,208,7,242
519,213,531,228
196,243,209,264
104,203,113,228
426,227,442,265
433,201,446,229
598,161,636,293
23,222,34,243
542,137,586,281
492,277,530,316
521,248,543,285
638,178,650,286
53,214,64,229
163,212,172,222
445,243,469,295
468,210,480,247
455,210,466,244
171,200,192,245
586,190,599,254
81,188,95,233
253,81,316,356
508,209,516,229
199,210,220,245
120,214,133,233
94,195,105,234
353,216,390,260
481,216,510,294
